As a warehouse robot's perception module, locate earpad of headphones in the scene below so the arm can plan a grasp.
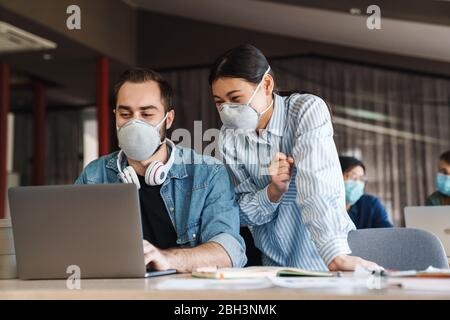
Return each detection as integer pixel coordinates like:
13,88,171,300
145,161,167,186
123,166,141,189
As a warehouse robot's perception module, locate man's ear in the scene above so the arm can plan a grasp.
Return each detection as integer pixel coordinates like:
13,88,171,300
166,109,175,129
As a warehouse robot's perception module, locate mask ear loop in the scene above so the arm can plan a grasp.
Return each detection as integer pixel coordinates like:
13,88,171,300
248,66,272,115
154,112,169,147
247,66,271,106
258,99,274,117
155,112,169,129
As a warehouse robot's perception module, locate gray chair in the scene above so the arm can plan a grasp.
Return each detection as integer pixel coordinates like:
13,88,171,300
348,227,449,270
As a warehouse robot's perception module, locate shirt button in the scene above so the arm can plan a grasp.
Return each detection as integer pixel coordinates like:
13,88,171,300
192,233,196,239
170,207,174,211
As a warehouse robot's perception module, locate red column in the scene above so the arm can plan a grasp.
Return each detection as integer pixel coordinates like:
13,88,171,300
97,56,110,156
0,64,9,219
32,82,46,186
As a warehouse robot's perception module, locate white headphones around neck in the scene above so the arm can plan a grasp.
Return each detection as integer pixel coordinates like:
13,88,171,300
116,139,176,189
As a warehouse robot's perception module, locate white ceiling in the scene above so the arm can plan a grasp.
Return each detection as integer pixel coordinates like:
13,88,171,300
130,0,450,63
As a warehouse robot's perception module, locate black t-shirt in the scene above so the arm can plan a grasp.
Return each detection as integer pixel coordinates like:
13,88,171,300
137,175,178,249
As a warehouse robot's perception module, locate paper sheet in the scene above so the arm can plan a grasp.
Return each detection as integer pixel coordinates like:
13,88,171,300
156,276,386,291
268,276,386,289
155,278,274,290
390,278,450,292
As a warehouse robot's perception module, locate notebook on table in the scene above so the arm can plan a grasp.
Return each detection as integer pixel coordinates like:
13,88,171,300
192,266,333,279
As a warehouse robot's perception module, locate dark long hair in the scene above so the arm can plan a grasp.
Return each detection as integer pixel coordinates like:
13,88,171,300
209,44,333,118
208,44,275,86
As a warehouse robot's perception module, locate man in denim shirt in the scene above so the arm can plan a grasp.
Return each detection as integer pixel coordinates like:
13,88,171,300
75,68,246,272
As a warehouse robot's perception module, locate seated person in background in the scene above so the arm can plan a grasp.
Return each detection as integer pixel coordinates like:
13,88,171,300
426,150,450,206
339,156,393,229
75,68,247,272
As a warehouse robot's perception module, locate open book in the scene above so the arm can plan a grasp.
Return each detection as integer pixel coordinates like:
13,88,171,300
192,266,333,279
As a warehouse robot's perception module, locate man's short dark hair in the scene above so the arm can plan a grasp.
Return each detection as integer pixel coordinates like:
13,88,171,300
338,156,366,174
114,68,173,111
440,150,450,164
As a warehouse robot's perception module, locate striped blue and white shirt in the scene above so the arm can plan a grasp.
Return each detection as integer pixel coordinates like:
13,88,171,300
219,93,356,271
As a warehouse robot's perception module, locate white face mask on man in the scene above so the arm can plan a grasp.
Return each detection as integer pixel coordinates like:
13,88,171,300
116,113,168,161
218,66,273,130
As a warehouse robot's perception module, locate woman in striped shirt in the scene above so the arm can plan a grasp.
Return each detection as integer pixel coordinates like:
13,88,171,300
210,44,378,271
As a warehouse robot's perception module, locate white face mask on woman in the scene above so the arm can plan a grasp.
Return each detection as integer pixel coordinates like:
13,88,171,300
218,66,273,130
116,113,168,161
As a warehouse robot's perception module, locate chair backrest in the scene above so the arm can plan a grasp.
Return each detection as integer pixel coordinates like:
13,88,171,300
348,228,449,270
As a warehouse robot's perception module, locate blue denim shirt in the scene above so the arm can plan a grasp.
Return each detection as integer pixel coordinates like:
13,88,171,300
75,145,247,267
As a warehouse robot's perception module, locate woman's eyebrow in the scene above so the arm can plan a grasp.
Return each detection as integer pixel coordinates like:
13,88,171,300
213,90,242,100
226,90,241,97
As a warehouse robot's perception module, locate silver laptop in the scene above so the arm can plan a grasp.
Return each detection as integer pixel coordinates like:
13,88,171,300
405,206,450,257
8,184,175,279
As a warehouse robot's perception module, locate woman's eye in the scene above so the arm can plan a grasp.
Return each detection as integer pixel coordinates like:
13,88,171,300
142,113,154,117
231,96,240,102
120,113,131,118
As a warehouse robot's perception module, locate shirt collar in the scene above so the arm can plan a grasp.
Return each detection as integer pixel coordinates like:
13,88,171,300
106,152,121,173
265,93,286,137
166,146,188,180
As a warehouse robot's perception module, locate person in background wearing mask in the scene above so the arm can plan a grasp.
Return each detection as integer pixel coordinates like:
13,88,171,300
210,44,379,271
75,68,247,272
426,150,450,206
339,156,393,229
